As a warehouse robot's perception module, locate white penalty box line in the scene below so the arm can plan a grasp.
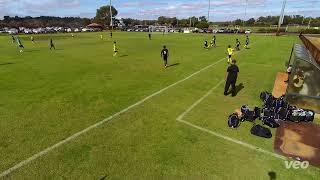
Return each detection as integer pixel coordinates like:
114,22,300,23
175,74,286,161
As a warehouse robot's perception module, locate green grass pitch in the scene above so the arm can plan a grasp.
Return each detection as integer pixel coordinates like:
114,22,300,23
0,32,319,179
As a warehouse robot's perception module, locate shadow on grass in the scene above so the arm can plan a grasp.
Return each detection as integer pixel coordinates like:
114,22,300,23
167,63,180,68
119,54,129,57
0,62,15,66
235,83,245,95
225,83,244,96
268,171,276,180
100,175,108,180
24,49,41,53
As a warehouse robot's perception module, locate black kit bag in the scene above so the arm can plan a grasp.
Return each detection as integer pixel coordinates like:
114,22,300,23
250,125,272,138
276,105,292,120
262,117,280,128
253,107,262,120
228,113,240,128
289,108,315,122
260,92,275,108
241,105,255,122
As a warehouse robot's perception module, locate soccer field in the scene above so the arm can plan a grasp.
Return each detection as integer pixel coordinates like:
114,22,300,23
0,32,319,179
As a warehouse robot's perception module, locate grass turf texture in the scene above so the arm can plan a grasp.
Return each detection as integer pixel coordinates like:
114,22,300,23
0,32,319,179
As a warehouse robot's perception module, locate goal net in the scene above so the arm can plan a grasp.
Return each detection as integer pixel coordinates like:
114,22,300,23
149,25,168,34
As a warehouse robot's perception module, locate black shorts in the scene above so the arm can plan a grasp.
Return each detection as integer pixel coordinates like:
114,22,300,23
228,55,232,58
163,56,168,61
19,45,24,48
114,51,118,53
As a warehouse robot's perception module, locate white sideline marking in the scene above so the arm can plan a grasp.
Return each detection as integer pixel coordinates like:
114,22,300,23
177,119,286,160
177,80,224,121
0,48,242,177
175,64,286,161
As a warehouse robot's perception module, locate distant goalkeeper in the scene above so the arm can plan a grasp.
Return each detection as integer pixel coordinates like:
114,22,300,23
16,37,24,53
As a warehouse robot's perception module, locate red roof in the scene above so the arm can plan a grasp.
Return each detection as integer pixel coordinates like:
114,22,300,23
87,23,103,28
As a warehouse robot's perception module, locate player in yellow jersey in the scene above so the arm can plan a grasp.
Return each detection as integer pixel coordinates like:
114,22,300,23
100,34,103,40
227,45,234,64
113,41,118,57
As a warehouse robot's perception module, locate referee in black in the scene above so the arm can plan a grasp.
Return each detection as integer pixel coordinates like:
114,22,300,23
161,45,169,68
224,59,239,97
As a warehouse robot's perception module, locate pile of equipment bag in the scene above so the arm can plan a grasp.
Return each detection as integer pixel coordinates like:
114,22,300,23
228,92,315,138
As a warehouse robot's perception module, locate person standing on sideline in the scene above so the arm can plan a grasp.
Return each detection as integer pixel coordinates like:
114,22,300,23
224,59,239,97
161,45,169,68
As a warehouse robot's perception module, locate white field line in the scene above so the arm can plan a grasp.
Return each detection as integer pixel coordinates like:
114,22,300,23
0,45,250,177
175,72,286,161
177,119,286,160
176,80,224,121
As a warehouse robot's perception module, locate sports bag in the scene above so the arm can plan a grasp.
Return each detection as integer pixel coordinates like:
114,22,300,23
262,117,280,128
241,105,255,122
250,125,272,138
228,113,240,128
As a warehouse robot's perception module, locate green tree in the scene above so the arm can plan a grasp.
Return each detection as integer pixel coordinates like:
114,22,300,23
246,18,255,26
94,5,118,26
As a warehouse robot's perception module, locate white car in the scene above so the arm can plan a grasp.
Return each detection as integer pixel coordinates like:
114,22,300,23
8,28,18,34
245,29,252,34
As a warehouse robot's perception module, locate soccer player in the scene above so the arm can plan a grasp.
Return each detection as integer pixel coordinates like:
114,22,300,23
227,45,234,64
204,40,209,49
110,32,113,39
235,39,241,51
211,35,216,47
113,41,118,57
148,33,152,40
31,36,35,44
50,38,55,50
16,37,24,53
244,35,250,49
71,33,74,38
224,59,239,97
161,45,169,68
100,34,103,40
11,35,15,43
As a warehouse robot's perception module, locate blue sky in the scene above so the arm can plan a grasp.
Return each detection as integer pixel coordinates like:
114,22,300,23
0,0,319,21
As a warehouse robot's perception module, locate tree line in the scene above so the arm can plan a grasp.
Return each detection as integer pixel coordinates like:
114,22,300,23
0,4,319,28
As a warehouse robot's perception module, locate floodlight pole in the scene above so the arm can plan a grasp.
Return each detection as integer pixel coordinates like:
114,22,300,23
109,0,113,32
243,0,248,27
277,0,287,35
208,0,211,22
307,18,312,29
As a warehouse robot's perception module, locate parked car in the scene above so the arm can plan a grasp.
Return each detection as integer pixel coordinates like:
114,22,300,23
217,29,225,33
24,29,32,34
245,29,252,34
8,28,18,34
